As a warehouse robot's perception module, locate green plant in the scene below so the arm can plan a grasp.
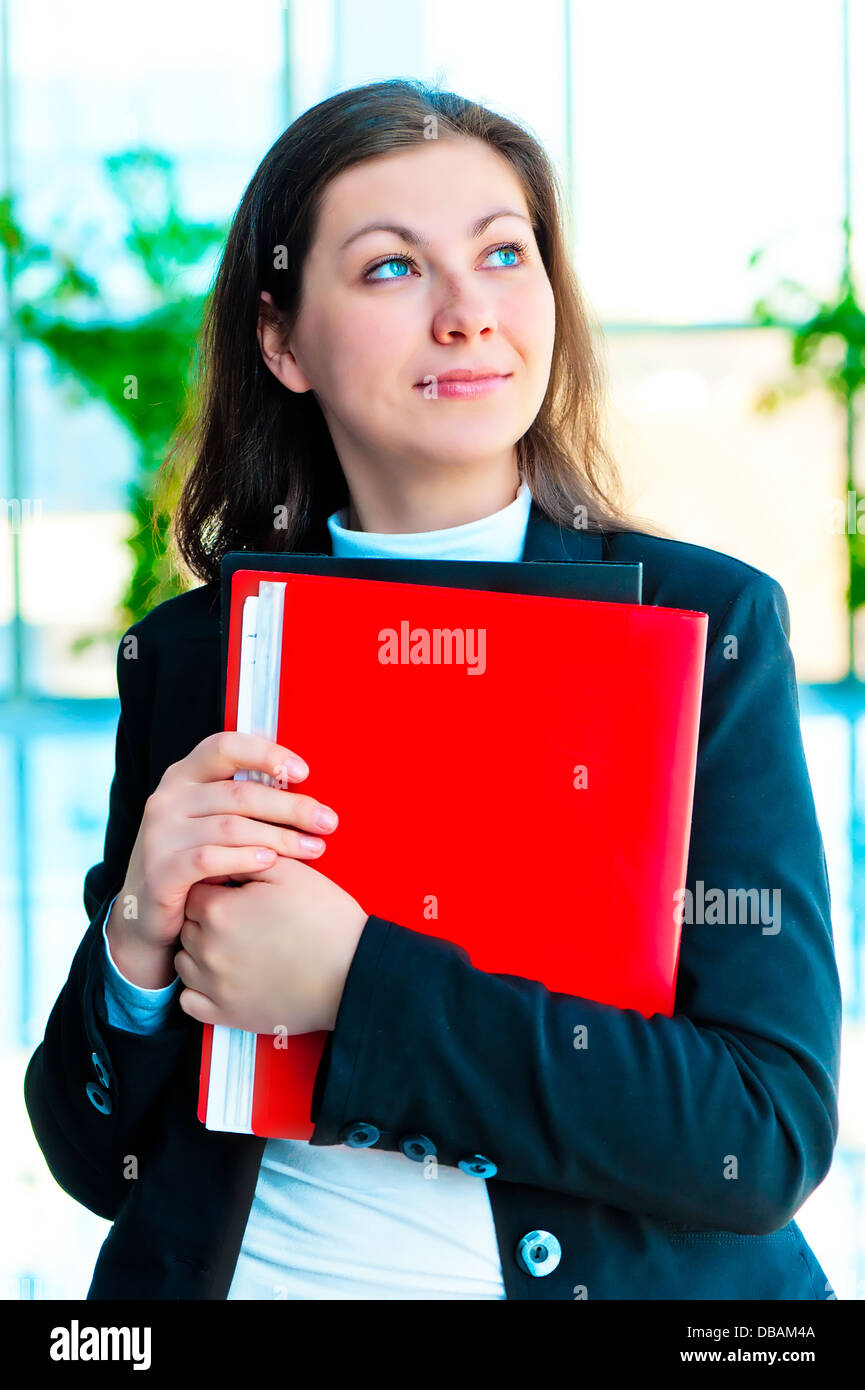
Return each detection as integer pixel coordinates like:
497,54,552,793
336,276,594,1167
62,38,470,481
749,218,865,676
0,147,229,657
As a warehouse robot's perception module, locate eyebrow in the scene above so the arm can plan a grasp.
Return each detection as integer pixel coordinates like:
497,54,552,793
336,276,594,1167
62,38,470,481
338,209,535,254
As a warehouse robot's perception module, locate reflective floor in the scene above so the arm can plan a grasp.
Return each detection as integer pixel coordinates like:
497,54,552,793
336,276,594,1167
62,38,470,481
3,691,864,1299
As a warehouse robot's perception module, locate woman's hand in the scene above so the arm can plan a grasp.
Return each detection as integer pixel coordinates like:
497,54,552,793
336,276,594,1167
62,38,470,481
174,854,369,1035
111,731,341,957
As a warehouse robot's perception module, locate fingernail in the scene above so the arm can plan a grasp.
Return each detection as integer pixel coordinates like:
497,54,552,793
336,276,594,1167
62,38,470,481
275,757,308,781
299,835,325,853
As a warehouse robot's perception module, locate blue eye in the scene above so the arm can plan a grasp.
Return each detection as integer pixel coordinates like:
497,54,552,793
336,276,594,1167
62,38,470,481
367,258,412,282
364,239,529,283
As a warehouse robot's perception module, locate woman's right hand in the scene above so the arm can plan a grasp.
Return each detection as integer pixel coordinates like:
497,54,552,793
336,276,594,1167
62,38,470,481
109,731,339,956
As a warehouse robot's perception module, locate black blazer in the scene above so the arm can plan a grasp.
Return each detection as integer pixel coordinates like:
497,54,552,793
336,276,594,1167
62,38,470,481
24,501,842,1300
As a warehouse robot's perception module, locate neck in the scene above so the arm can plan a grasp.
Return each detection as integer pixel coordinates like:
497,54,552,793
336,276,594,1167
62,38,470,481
342,468,522,535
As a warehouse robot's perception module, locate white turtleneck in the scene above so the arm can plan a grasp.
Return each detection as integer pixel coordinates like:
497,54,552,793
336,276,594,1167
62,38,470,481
99,476,534,1300
327,476,532,562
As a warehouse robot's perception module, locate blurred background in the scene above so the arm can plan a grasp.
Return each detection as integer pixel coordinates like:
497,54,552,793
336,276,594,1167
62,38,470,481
2,0,863,1298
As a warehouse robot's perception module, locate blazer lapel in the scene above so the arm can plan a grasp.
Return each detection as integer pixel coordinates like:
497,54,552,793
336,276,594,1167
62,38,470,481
520,497,605,563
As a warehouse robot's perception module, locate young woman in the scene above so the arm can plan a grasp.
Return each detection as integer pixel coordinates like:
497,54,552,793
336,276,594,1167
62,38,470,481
25,79,841,1301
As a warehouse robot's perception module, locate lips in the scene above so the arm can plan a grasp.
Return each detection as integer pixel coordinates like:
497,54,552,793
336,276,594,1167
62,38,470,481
416,369,510,384
414,373,512,399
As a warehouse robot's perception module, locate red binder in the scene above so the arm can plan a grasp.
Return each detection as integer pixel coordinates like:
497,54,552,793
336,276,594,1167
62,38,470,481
198,570,708,1139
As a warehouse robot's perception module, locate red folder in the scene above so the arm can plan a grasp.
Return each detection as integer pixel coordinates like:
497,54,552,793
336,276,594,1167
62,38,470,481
198,570,708,1139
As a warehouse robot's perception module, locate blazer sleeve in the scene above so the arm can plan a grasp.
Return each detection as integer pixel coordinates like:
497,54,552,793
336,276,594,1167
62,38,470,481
309,572,842,1235
23,619,195,1223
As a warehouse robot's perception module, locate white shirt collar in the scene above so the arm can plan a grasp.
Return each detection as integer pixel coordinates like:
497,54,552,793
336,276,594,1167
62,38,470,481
327,478,532,562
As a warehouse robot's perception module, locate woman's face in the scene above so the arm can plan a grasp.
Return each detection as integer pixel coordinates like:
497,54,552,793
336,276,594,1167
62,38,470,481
259,136,556,485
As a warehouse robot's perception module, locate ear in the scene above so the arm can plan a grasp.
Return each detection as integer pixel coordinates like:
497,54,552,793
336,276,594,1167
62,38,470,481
257,290,312,393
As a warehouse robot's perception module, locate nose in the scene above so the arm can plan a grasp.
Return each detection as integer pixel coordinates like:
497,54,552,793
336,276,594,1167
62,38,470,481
430,280,499,343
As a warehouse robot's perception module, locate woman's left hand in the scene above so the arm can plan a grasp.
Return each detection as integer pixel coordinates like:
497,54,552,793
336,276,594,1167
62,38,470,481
175,855,368,1035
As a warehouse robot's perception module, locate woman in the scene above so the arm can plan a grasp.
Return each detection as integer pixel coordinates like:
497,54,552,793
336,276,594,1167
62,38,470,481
24,78,841,1300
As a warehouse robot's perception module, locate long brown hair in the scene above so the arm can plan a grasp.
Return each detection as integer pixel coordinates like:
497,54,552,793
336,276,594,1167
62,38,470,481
162,78,667,585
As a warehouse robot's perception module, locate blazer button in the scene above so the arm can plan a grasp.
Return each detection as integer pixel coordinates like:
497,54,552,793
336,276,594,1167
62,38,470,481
86,1082,112,1115
458,1154,497,1179
399,1133,437,1162
91,1051,110,1090
338,1120,380,1147
516,1230,561,1277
